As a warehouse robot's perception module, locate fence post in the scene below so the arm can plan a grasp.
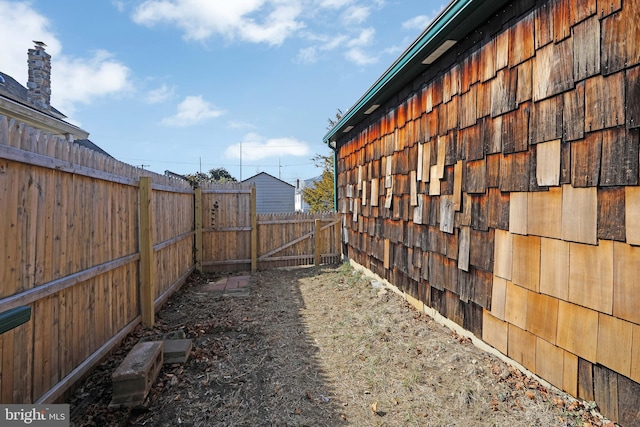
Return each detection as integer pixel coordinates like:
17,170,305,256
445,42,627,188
314,219,322,266
139,177,155,327
250,187,257,272
194,187,203,272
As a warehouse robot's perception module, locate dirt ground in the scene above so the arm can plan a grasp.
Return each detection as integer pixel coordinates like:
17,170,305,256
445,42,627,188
69,264,613,426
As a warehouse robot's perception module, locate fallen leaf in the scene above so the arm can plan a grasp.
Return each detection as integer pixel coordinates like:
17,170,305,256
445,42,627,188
371,402,378,414
525,391,535,400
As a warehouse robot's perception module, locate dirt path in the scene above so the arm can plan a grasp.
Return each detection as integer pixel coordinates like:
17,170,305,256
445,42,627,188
69,264,610,426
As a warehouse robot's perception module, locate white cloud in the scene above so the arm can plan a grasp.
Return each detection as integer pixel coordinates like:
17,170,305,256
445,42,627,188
225,133,311,161
402,15,432,31
345,48,377,65
296,46,319,64
0,1,132,120
343,27,377,65
132,0,304,45
145,84,175,104
54,51,132,116
161,96,224,127
0,1,62,81
342,5,370,25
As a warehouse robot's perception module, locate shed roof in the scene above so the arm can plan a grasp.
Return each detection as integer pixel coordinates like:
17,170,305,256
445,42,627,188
323,0,510,147
242,171,295,187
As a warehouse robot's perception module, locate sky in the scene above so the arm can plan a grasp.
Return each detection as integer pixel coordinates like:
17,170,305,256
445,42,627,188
0,0,446,185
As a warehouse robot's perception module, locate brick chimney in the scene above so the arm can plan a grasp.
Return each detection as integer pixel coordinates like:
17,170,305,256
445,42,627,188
27,41,51,110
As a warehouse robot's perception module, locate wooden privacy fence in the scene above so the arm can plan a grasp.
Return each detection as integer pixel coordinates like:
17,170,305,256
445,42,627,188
198,185,341,272
0,114,342,404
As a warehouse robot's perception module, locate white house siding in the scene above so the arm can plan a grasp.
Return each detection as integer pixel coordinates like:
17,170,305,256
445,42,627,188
243,172,295,213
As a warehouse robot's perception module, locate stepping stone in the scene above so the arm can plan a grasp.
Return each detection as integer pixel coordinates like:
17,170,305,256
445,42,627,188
111,341,163,407
162,339,192,364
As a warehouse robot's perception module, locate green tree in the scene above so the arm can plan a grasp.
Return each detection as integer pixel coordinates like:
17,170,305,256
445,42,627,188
326,108,343,131
186,167,237,184
302,153,335,212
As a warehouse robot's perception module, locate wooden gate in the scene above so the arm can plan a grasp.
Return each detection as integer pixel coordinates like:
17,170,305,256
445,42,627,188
199,184,341,272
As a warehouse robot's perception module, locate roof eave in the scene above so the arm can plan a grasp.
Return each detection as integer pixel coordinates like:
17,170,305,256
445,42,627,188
0,95,89,140
323,0,509,146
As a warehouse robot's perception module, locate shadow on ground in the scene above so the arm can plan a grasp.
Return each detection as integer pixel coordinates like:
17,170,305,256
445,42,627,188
69,265,346,426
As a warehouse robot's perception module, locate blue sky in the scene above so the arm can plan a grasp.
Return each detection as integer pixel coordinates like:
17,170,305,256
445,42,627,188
1,0,445,184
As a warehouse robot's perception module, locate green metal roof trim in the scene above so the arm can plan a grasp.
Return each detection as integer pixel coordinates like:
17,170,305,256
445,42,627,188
323,0,510,146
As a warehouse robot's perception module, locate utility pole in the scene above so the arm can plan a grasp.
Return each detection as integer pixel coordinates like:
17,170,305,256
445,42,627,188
279,158,282,179
139,164,149,170
240,141,243,181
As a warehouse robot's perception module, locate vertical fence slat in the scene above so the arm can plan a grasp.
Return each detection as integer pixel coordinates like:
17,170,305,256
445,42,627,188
251,187,257,272
139,177,154,327
195,187,202,272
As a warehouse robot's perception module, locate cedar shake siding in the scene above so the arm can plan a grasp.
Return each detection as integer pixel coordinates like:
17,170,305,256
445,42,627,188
327,0,640,424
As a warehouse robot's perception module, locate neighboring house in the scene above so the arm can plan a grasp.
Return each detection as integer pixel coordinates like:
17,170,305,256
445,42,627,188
294,176,321,212
242,172,295,213
0,42,109,156
324,0,640,425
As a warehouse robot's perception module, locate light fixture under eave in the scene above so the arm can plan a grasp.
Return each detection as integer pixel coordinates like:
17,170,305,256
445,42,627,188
343,126,354,133
422,39,457,65
364,104,380,115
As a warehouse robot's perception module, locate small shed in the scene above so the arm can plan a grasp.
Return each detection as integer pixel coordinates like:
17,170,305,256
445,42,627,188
242,172,295,213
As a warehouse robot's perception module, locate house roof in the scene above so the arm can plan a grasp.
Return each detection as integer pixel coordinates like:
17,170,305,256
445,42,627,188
0,70,89,140
322,0,510,147
0,71,66,119
242,171,295,187
74,139,113,158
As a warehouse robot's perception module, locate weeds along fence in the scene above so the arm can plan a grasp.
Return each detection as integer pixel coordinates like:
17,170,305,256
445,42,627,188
0,114,341,404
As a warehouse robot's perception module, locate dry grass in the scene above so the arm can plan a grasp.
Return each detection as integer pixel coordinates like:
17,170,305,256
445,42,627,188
69,264,609,426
